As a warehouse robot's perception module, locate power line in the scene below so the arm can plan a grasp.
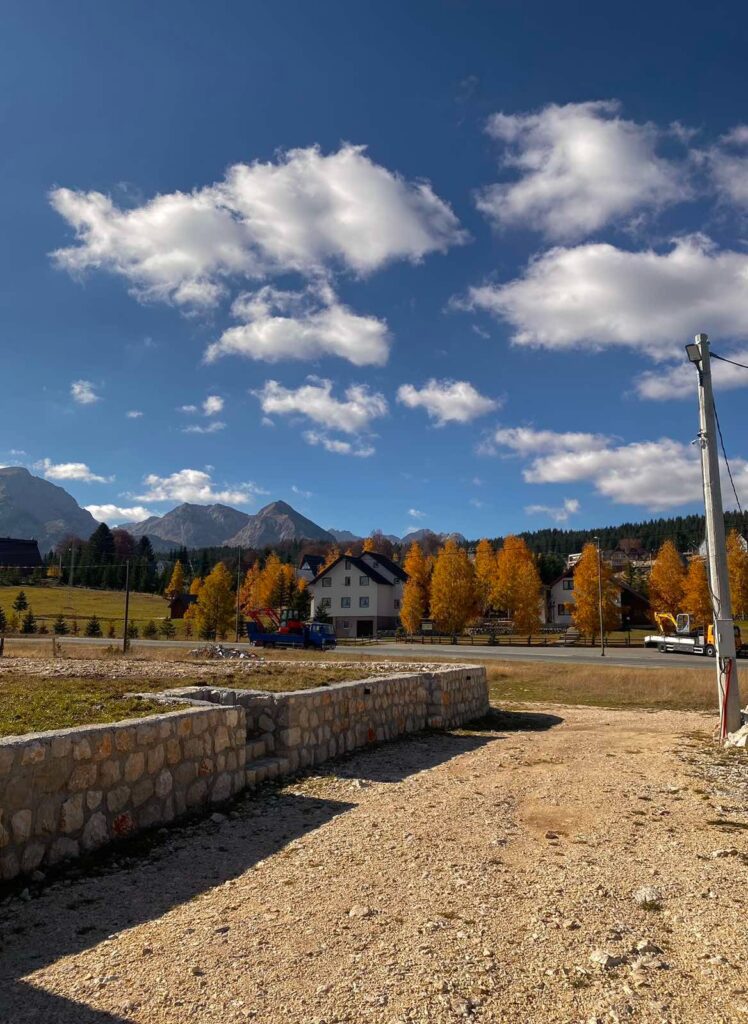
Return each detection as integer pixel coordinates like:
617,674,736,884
712,395,743,516
711,352,748,372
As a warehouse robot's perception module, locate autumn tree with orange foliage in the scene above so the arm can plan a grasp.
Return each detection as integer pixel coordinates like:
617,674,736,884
238,561,262,615
649,540,685,615
727,529,748,619
322,547,340,570
572,543,620,636
681,558,712,625
399,543,431,633
474,539,497,615
492,536,541,628
429,539,478,635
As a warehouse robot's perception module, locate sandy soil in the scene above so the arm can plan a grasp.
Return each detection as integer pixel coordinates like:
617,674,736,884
1,704,748,1024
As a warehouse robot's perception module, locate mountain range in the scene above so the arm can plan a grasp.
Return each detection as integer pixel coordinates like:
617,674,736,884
0,466,466,553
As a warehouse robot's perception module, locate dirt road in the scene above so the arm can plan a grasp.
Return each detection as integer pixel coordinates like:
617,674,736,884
2,704,747,1023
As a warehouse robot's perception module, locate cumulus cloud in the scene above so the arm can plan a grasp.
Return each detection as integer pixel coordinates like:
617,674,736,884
490,428,748,511
135,468,262,504
482,426,610,456
35,458,110,483
182,421,226,435
253,378,387,434
125,409,143,419
476,100,687,239
71,380,101,405
634,348,748,399
465,236,748,359
303,431,375,458
85,504,155,524
206,285,390,367
525,498,580,522
202,395,224,416
408,508,427,520
396,379,498,425
700,126,748,208
291,485,313,499
50,144,466,308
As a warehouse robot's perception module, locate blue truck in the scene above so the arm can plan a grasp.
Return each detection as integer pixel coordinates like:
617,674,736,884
246,619,337,650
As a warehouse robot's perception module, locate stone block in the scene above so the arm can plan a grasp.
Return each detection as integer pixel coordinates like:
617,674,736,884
174,761,197,787
99,759,121,787
72,738,92,761
0,850,20,880
198,757,214,777
183,738,204,759
59,794,84,834
51,735,72,759
138,799,164,829
92,733,113,761
192,715,208,736
155,769,173,798
210,772,232,803
147,744,165,774
186,778,208,807
258,713,275,733
11,809,32,844
177,717,193,738
124,752,145,783
21,742,46,767
279,727,301,749
81,812,108,851
0,819,9,849
107,785,131,814
68,762,98,791
132,777,154,808
115,728,135,754
136,722,159,747
0,746,15,775
86,789,103,811
213,726,230,753
47,837,80,865
112,812,136,837
165,738,182,765
35,795,63,836
158,720,173,739
225,709,239,728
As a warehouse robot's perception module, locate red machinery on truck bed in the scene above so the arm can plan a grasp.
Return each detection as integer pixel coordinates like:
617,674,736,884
245,608,336,650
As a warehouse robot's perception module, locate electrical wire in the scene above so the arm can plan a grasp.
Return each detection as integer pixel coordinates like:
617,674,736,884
712,395,744,515
712,352,748,372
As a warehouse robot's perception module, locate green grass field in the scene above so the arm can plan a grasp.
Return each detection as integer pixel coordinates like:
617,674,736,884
0,585,175,635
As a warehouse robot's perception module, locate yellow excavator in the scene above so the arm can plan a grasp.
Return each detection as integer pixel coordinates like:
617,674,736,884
644,612,744,657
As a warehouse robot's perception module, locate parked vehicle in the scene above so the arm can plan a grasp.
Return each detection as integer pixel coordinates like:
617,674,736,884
644,612,745,657
245,607,336,650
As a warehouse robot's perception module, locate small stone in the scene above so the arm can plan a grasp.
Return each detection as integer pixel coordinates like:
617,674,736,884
31,870,46,883
589,949,625,969
210,812,227,824
214,925,230,934
348,904,373,919
635,939,662,954
544,830,559,840
191,966,205,976
711,848,740,859
633,886,662,909
563,919,581,930
18,888,31,902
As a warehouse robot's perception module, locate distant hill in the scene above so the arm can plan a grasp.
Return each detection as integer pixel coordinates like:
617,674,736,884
400,528,467,547
226,501,334,548
327,528,361,544
0,466,98,553
125,503,252,551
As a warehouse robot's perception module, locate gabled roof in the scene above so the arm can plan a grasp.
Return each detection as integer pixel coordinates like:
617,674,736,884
311,554,394,587
361,551,407,582
299,554,325,573
0,537,42,568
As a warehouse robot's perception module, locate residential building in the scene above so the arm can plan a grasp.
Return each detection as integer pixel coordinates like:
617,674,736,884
548,568,651,629
297,553,325,583
309,551,407,638
0,537,43,574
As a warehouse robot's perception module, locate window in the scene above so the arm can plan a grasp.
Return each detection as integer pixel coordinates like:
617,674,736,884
359,596,370,608
394,598,400,609
557,602,572,616
342,620,350,628
359,575,369,586
319,598,331,609
341,596,351,608
562,579,574,591
321,577,332,588
344,576,351,586
344,559,351,569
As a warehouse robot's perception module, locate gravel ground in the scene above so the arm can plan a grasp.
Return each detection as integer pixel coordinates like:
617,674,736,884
1,704,748,1023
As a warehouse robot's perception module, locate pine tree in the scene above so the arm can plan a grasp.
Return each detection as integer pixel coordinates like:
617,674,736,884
159,618,176,639
142,620,158,639
164,560,186,601
429,539,478,635
13,591,28,612
649,540,686,615
84,615,102,638
191,562,235,640
474,539,497,615
0,606,6,633
20,609,37,634
572,544,619,636
53,613,68,635
400,543,431,633
681,558,713,625
727,530,748,619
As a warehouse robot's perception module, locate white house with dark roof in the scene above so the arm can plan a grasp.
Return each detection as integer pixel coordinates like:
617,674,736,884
308,551,407,638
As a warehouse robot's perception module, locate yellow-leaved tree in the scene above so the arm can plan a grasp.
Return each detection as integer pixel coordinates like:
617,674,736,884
190,562,235,639
164,559,185,601
239,561,262,615
727,529,748,619
681,557,713,625
400,543,431,633
429,539,478,636
572,543,620,636
322,546,340,570
474,539,497,615
256,553,297,609
362,536,375,552
649,540,685,615
189,576,203,596
493,536,538,621
512,557,543,636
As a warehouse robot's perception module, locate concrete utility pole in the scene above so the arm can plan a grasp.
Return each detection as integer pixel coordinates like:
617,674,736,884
686,334,742,738
593,535,605,657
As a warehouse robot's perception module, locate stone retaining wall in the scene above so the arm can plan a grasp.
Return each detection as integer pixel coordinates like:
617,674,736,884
0,706,246,882
1,666,487,882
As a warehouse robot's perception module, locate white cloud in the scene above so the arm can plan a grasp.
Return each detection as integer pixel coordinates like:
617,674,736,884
484,426,610,457
408,508,427,519
702,126,748,208
303,430,375,458
206,285,390,367
253,378,387,434
126,409,143,419
202,395,224,416
85,504,155,524
396,379,498,425
465,236,748,358
71,380,101,405
525,497,580,522
35,458,111,483
182,421,226,434
490,428,748,511
179,404,199,414
476,100,687,239
50,144,466,308
136,468,262,504
635,348,748,399
291,485,313,499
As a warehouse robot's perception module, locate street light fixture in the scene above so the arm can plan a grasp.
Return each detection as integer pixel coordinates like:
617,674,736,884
685,337,704,364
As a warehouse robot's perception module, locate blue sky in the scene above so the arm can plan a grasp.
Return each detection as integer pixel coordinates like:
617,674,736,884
3,0,748,539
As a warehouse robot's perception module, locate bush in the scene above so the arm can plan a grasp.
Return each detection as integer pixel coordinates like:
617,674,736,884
159,618,176,639
126,622,139,639
38,621,49,634
107,621,116,638
85,615,102,638
13,591,28,612
0,607,6,634
142,620,158,639
53,614,68,635
20,609,37,634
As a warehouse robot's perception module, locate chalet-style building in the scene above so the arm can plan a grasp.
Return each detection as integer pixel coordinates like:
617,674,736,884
309,551,407,638
297,554,326,583
548,568,651,629
0,537,43,575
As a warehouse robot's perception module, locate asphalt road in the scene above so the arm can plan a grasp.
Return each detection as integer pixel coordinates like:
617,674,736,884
6,635,716,670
